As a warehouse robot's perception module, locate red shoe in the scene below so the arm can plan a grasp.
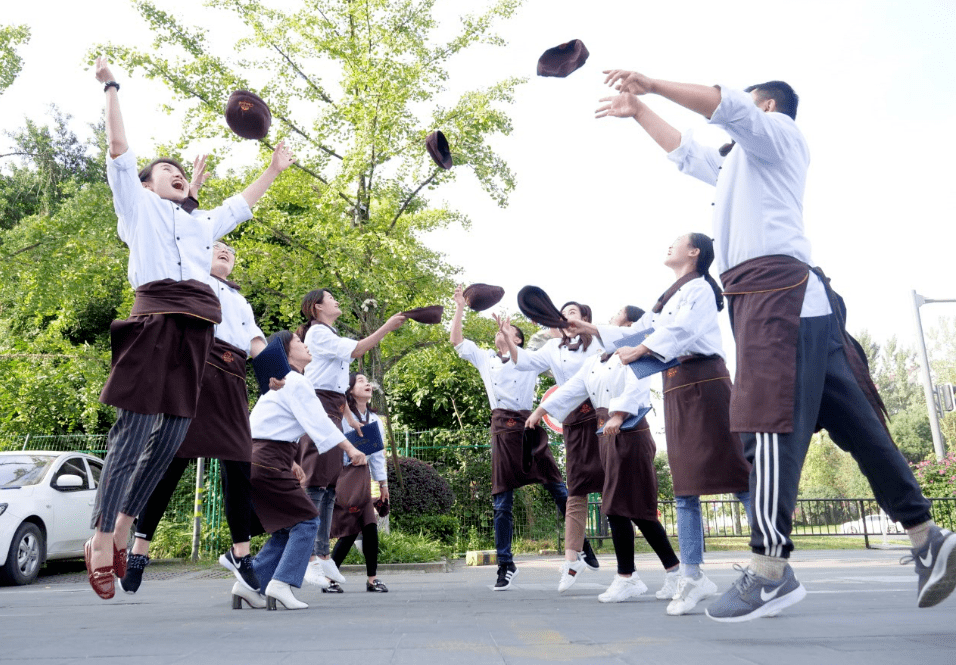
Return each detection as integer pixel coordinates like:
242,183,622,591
85,538,115,600
113,542,127,579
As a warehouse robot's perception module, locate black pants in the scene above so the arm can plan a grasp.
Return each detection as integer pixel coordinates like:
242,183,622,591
607,515,680,575
741,314,932,558
331,523,379,578
135,457,259,545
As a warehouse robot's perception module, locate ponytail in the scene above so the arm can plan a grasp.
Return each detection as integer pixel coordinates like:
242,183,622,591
297,289,332,341
687,233,724,311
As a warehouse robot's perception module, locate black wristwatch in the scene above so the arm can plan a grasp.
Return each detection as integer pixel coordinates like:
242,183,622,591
104,81,120,93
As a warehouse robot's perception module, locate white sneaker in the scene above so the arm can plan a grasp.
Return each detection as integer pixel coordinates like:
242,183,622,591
655,570,681,599
320,557,346,584
666,573,719,616
598,574,648,603
558,558,587,593
303,560,331,588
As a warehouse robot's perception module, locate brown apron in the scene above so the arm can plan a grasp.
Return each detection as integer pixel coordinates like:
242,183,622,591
296,389,346,488
562,400,604,497
176,339,251,461
100,279,222,418
489,409,564,495
662,355,751,496
250,438,319,534
720,256,809,433
595,407,658,521
331,463,376,538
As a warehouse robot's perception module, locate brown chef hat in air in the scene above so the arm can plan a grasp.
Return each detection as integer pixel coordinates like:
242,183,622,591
225,90,272,140
536,39,590,78
425,130,453,170
463,283,505,312
401,305,445,324
517,286,569,329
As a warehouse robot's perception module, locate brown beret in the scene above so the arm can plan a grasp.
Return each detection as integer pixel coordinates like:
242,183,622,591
425,130,453,170
463,283,505,312
517,286,568,329
225,90,272,140
536,39,590,78
401,305,444,324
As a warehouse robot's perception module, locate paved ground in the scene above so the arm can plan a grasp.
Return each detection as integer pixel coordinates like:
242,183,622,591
1,549,953,664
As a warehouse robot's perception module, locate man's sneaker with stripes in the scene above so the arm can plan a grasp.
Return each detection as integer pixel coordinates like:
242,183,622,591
494,562,518,590
705,564,806,622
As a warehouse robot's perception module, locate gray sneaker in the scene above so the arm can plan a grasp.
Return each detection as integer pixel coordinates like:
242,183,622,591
903,527,956,608
705,564,806,623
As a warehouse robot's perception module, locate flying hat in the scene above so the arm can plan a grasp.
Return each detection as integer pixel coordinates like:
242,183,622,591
517,285,568,329
225,90,272,140
251,335,292,395
463,283,505,312
536,39,590,78
425,130,453,169
401,305,445,324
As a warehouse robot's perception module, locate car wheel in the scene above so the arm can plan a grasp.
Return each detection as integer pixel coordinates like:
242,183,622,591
0,522,44,586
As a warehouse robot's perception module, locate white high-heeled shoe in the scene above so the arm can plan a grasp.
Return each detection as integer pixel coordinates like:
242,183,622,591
231,581,266,609
265,579,308,610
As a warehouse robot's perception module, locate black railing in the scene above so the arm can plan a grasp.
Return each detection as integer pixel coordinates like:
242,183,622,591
572,496,956,550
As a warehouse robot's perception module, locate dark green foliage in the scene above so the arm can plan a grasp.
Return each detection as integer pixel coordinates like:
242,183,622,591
386,456,455,518
390,513,459,546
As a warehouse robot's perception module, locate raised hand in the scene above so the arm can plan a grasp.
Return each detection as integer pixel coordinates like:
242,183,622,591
491,312,511,335
189,154,210,199
603,69,654,95
595,93,644,120
270,140,296,172
384,312,407,332
94,56,116,84
453,284,467,310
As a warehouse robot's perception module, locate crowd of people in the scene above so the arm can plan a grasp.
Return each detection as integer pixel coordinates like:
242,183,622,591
83,54,955,622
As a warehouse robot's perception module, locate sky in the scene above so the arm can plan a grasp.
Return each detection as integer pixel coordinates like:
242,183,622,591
3,0,956,375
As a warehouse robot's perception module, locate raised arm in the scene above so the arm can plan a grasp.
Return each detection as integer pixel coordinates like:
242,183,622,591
450,285,466,346
493,313,519,360
94,57,128,158
352,313,406,358
241,140,296,209
604,69,722,119
595,92,681,153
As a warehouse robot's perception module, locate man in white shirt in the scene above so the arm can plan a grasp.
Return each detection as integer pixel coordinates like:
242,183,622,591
596,70,953,621
85,57,294,600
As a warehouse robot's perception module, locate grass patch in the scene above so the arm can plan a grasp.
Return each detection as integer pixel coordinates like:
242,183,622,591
338,530,446,565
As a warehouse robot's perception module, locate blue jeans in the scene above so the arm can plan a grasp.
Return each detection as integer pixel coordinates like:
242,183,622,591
306,486,336,557
253,516,319,588
675,492,751,566
493,482,568,565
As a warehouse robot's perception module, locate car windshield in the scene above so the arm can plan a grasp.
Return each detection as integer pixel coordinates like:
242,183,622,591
0,455,56,488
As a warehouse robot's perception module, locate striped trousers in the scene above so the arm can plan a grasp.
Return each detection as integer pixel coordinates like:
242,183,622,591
90,409,192,532
740,314,931,559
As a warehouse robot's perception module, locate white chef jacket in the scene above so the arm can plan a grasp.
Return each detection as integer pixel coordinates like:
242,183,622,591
303,323,358,393
667,86,830,318
512,335,605,386
596,278,724,363
541,354,651,424
341,410,388,481
249,371,346,453
211,278,265,354
456,339,536,412
106,149,252,290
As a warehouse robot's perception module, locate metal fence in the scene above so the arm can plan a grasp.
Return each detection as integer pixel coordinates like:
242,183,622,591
4,431,955,557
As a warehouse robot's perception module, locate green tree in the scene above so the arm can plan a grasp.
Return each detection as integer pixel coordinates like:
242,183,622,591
93,0,524,423
0,24,30,95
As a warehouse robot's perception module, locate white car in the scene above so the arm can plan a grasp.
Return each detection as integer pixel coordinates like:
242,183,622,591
0,451,104,585
841,513,903,535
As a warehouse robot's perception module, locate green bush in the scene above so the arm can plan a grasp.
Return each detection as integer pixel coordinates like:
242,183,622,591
338,530,445,565
392,513,459,546
912,453,956,498
387,456,455,517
